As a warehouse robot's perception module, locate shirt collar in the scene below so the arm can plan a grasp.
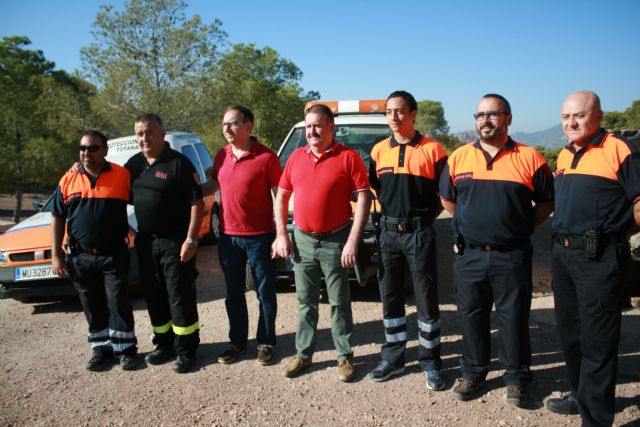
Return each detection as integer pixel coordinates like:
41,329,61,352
79,161,112,175
389,131,422,148
306,139,338,155
225,136,260,156
564,128,606,151
473,136,517,152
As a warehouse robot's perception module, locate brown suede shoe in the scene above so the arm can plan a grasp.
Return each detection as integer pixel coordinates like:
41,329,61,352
337,359,355,382
283,356,311,378
257,345,273,366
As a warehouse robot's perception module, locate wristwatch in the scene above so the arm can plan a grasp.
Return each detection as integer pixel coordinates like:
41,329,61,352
186,237,199,247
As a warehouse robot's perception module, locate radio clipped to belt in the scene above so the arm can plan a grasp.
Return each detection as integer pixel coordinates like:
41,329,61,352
583,199,602,260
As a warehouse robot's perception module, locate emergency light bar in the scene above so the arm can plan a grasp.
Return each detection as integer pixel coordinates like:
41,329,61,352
304,100,386,115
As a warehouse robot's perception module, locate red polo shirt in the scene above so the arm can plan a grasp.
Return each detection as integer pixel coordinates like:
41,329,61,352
278,140,370,233
212,139,282,235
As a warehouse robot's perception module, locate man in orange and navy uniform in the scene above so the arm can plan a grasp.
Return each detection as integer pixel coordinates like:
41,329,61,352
52,130,137,371
439,94,554,406
368,90,448,391
546,91,640,426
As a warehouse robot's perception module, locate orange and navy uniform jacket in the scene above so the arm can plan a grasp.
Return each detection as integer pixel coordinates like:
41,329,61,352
553,129,640,236
439,138,554,246
51,162,130,248
369,132,447,218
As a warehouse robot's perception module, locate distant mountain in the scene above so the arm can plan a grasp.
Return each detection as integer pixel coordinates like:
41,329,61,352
453,124,567,149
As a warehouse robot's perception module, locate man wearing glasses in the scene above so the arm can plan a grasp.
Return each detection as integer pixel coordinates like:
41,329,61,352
439,94,554,407
52,130,138,371
211,105,282,366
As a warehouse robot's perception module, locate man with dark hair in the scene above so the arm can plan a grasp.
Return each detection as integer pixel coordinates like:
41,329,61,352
546,91,640,425
212,105,282,366
440,94,554,406
126,113,204,374
52,130,138,371
368,90,448,391
272,103,371,382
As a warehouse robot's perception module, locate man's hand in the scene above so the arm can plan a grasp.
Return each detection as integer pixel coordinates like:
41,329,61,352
341,238,359,268
180,241,197,263
52,253,68,277
68,162,81,173
272,234,292,259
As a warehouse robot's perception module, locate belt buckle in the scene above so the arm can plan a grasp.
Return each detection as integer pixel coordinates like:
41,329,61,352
483,244,492,251
395,223,405,233
90,248,98,255
562,238,570,248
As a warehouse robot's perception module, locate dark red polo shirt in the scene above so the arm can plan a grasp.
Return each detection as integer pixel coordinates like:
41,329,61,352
278,140,369,233
439,138,554,246
553,130,640,236
211,139,282,235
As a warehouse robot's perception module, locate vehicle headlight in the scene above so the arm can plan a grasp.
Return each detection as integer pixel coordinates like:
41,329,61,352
0,251,7,265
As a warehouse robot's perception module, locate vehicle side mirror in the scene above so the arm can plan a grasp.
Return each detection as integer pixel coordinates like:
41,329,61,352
32,199,45,210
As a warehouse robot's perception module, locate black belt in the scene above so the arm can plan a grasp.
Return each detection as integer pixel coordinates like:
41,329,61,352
299,222,350,239
468,242,518,252
553,233,623,249
381,215,432,233
68,243,126,256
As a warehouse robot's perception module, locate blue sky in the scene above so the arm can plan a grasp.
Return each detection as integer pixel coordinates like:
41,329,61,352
2,0,639,133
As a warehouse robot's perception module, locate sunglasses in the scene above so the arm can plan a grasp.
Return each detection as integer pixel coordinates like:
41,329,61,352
78,145,104,153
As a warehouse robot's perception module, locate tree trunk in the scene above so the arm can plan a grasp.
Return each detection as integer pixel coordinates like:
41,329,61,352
13,186,23,223
12,131,23,223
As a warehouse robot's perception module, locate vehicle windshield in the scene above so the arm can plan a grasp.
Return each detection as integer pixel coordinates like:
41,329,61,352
278,124,390,168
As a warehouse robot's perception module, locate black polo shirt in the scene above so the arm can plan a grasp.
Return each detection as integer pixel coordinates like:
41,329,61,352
369,132,448,218
52,162,130,248
125,142,203,239
440,138,554,246
553,130,640,236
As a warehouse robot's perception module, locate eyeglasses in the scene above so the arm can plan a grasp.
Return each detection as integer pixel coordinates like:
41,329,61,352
78,145,103,153
222,120,245,129
474,111,509,121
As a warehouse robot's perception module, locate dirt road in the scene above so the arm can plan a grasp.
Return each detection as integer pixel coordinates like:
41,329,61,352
1,220,639,426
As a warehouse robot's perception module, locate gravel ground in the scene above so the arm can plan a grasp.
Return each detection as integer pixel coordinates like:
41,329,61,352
0,217,639,426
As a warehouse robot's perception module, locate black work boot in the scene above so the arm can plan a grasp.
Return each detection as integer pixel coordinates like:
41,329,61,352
144,346,176,365
546,393,579,415
173,354,196,373
86,348,107,372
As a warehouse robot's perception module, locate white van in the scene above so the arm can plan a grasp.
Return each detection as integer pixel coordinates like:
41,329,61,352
106,132,219,243
0,132,218,301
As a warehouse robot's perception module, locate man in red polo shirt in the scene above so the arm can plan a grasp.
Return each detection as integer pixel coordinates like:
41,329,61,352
272,104,371,382
211,105,282,366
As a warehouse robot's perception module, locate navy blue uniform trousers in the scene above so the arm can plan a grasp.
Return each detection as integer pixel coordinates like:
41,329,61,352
454,241,533,386
552,241,626,427
378,224,442,371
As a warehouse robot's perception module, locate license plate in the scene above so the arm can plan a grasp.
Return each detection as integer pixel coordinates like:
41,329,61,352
15,264,58,281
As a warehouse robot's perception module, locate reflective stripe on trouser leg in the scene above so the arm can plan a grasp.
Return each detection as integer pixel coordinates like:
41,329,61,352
88,328,110,349
109,329,137,355
383,316,408,344
378,228,409,367
173,322,200,336
418,318,441,350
